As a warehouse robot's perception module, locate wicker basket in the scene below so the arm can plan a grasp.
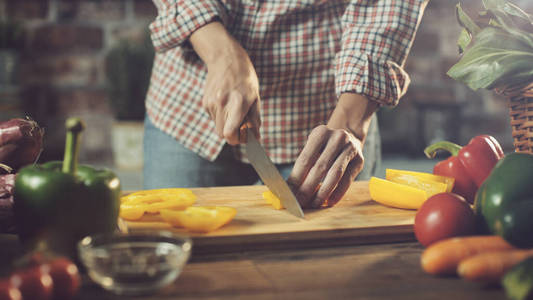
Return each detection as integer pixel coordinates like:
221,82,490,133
496,82,533,154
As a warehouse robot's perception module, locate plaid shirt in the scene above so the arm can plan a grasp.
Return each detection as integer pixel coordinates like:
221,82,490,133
147,0,426,163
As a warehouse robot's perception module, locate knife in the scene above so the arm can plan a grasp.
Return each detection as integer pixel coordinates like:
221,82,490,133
240,122,305,219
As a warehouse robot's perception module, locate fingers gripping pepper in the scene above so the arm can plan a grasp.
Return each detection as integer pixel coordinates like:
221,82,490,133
424,135,503,204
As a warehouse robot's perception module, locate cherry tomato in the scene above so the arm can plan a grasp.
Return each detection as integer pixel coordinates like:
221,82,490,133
10,251,81,300
414,192,477,247
10,264,53,300
0,280,21,300
48,257,81,300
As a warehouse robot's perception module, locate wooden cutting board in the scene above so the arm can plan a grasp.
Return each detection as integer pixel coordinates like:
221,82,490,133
123,181,417,254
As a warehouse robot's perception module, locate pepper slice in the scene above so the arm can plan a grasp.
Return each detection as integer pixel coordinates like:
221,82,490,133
385,169,452,196
369,177,427,210
119,205,146,221
385,169,455,193
119,188,196,220
121,188,196,204
424,135,503,204
262,191,284,209
160,206,237,233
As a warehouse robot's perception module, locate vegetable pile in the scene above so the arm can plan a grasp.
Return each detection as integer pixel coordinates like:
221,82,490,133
0,116,118,299
369,130,533,297
415,138,533,299
423,0,533,297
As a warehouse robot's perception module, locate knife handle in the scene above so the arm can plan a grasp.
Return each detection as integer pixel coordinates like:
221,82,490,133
239,119,254,144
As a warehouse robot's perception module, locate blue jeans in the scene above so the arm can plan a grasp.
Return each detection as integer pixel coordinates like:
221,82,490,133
143,115,380,189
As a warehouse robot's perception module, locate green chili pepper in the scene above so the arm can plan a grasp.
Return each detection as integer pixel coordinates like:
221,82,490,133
14,118,120,258
475,152,533,248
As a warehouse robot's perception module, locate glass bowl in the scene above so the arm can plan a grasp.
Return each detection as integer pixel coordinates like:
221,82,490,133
77,231,192,296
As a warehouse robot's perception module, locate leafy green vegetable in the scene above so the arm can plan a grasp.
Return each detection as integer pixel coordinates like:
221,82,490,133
447,0,533,90
482,0,533,25
456,4,482,36
455,3,480,53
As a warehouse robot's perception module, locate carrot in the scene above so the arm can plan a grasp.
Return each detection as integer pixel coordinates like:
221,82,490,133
421,235,515,275
457,249,533,283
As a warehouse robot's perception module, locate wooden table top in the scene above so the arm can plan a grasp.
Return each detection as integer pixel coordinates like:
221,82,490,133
0,234,507,300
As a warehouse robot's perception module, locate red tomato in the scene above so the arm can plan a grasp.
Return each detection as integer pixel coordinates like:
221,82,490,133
10,264,53,300
48,257,81,300
0,280,21,300
414,192,477,247
10,251,81,300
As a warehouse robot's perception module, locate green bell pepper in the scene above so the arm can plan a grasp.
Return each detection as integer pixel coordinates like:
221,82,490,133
475,152,533,248
14,118,121,258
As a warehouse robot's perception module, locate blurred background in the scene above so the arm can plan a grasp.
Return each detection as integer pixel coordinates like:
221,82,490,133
0,0,531,190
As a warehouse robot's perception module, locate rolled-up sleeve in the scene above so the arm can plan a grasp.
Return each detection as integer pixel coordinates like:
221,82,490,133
149,0,228,53
335,0,428,106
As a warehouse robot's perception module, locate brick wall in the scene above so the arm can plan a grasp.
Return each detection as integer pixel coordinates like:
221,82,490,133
2,0,156,163
2,0,532,164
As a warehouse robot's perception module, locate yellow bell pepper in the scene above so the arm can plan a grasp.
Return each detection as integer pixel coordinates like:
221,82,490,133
142,198,197,213
121,188,196,204
385,170,448,197
119,205,146,221
160,206,237,233
385,169,455,193
369,177,427,210
262,191,284,209
119,188,196,220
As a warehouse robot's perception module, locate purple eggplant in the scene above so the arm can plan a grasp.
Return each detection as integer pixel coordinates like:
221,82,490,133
0,117,44,171
0,173,16,233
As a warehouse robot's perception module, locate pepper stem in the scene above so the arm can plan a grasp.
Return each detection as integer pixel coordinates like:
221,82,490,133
62,118,85,174
424,141,463,159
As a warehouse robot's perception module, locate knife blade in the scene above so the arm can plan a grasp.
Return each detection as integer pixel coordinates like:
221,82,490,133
244,127,305,219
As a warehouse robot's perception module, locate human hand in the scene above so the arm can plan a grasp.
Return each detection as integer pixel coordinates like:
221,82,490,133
288,93,377,208
190,22,261,145
288,125,364,208
203,50,261,144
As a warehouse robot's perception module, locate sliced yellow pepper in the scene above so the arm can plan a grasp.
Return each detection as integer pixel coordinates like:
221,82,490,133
160,206,237,233
262,191,284,209
369,177,428,210
120,206,146,221
385,169,455,193
121,188,196,204
119,188,196,220
386,170,448,197
143,198,196,213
